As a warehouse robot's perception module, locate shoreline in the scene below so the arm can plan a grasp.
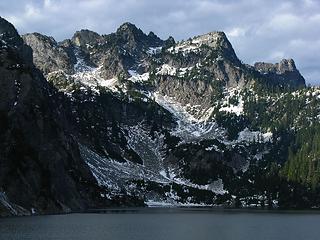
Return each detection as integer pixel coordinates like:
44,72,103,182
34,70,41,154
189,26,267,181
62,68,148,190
3,206,320,219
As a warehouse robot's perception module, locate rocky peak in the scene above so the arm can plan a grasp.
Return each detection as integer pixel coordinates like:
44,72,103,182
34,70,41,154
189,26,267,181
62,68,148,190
94,22,165,76
116,22,141,35
192,31,230,49
23,33,57,48
147,31,164,47
0,17,23,47
71,29,103,47
0,17,32,63
254,59,305,87
23,32,76,75
115,22,144,44
164,36,175,48
169,31,240,65
115,22,163,48
254,58,297,74
196,31,239,63
277,59,296,73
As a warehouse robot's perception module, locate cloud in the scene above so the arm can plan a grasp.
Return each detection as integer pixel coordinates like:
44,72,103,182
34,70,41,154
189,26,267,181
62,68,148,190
227,27,248,38
0,0,319,84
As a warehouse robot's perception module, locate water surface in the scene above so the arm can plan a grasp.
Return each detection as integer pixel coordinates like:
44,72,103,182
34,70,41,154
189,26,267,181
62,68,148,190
0,208,319,240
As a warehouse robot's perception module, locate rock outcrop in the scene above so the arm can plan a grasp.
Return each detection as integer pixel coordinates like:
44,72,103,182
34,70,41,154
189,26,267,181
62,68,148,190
254,59,305,87
22,33,76,75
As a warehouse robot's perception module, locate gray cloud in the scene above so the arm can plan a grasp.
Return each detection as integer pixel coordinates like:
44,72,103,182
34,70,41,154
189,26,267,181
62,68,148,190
1,0,319,84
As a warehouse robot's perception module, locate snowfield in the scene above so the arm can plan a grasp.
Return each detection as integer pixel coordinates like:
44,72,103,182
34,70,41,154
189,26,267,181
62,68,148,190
80,141,228,205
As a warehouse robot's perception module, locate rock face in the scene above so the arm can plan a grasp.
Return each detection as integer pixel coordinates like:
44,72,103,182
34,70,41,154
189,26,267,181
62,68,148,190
114,22,164,51
22,33,76,75
0,17,33,63
151,31,257,114
72,29,104,47
0,17,110,216
254,59,305,87
192,31,240,62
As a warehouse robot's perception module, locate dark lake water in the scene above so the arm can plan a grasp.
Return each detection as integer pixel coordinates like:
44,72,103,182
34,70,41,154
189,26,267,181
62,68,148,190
1,208,320,240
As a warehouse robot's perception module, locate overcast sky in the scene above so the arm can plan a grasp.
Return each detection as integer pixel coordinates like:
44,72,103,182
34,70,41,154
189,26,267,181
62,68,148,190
1,0,319,84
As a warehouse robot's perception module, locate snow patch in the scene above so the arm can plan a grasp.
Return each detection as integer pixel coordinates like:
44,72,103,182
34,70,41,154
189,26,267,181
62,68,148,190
147,46,162,55
145,200,212,208
156,64,177,76
80,145,170,195
125,124,165,174
219,88,244,116
128,70,150,82
150,92,226,143
168,43,200,55
72,66,118,92
237,128,272,143
167,32,222,55
65,47,120,92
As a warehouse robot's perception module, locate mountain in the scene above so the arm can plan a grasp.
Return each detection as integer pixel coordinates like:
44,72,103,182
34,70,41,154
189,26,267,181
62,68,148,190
0,17,142,217
1,16,319,215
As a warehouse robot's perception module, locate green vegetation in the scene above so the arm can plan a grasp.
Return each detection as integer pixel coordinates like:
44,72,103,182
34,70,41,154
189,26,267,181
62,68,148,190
282,124,320,189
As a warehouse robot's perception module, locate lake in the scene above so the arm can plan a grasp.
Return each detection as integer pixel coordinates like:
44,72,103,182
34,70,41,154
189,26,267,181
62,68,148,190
0,208,320,240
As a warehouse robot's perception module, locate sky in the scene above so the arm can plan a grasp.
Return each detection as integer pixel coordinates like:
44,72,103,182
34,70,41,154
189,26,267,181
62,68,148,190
1,0,319,84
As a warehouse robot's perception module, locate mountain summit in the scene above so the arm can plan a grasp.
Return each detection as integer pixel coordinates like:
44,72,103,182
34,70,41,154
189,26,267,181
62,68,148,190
71,29,103,47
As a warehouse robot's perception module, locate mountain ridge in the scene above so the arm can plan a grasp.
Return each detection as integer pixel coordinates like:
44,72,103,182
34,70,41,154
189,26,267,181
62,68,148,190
22,22,305,88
